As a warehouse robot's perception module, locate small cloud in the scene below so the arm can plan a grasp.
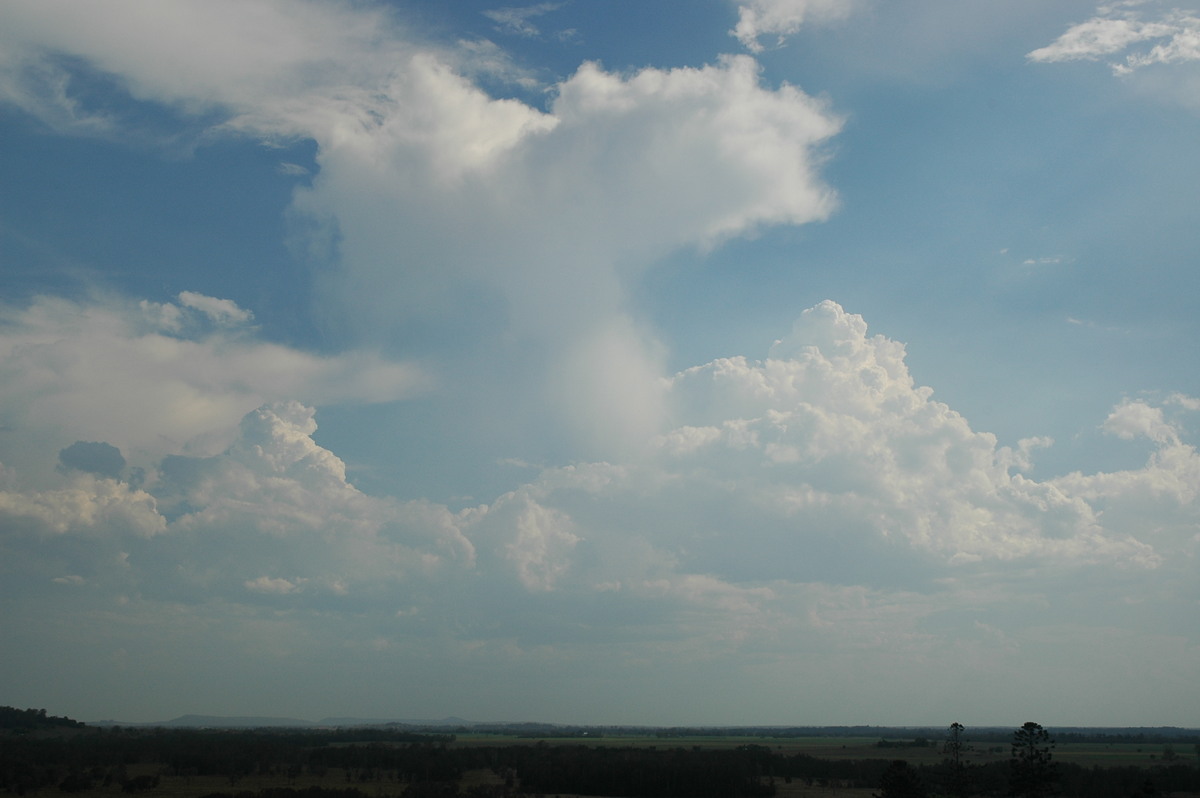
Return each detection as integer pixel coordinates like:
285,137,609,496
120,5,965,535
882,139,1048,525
177,291,253,326
1065,315,1126,332
1102,398,1179,445
1166,392,1200,411
52,575,85,586
244,576,303,595
277,162,310,176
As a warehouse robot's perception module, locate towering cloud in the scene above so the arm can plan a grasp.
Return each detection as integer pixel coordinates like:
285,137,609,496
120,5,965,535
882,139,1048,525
0,0,844,458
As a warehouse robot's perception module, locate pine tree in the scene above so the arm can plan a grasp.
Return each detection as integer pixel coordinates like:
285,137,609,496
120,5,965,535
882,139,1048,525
1009,722,1056,797
943,722,968,798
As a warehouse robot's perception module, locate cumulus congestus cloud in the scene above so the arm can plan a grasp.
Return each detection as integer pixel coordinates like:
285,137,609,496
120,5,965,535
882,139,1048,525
4,302,1194,657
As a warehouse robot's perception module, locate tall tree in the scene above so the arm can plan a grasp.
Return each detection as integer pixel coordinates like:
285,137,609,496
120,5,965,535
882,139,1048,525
943,722,968,798
1009,722,1056,797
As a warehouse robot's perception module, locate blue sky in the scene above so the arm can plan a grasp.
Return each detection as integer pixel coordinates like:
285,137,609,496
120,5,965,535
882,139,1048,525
1,0,1199,727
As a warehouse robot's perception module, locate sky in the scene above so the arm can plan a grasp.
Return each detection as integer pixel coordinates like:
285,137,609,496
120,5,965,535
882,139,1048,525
1,0,1199,728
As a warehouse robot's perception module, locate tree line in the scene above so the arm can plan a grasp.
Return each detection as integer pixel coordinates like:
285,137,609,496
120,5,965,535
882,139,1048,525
3,709,1200,798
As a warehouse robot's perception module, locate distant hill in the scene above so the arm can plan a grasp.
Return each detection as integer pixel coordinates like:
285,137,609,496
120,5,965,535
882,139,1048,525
318,716,470,727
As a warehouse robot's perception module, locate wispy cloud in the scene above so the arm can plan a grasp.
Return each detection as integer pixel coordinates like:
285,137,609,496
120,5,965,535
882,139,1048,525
483,3,563,38
1029,2,1200,75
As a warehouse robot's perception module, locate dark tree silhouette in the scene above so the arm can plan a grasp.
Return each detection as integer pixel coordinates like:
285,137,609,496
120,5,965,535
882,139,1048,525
942,722,968,798
1009,722,1056,797
874,760,927,798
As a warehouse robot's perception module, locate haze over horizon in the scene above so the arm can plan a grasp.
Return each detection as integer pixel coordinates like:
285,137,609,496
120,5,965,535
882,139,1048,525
69,713,1200,731
2,0,1199,728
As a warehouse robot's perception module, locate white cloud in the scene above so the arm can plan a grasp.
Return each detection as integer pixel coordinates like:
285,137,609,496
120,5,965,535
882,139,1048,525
1102,398,1180,444
502,496,579,591
1,303,1197,721
28,305,1184,611
0,1,844,461
40,401,476,602
0,292,427,480
0,473,164,538
1028,16,1175,63
1029,3,1200,75
284,51,841,457
569,303,1162,572
730,0,858,52
0,0,404,135
177,291,253,326
1167,391,1200,410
